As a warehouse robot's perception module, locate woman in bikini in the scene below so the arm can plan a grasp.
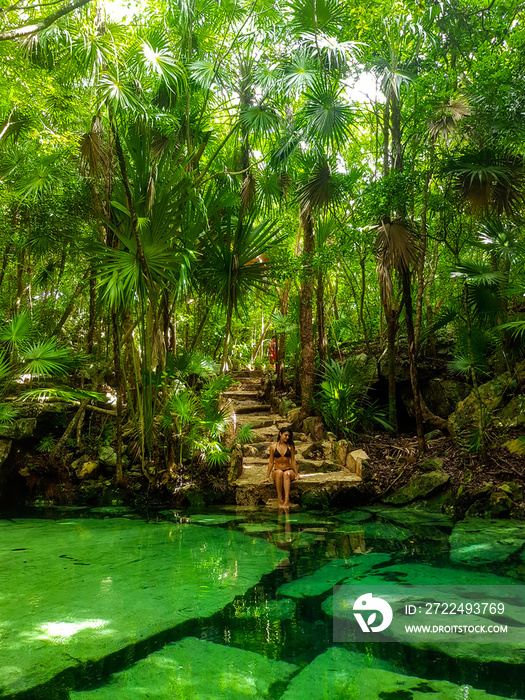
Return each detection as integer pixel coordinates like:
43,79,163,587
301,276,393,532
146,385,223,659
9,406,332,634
261,427,300,507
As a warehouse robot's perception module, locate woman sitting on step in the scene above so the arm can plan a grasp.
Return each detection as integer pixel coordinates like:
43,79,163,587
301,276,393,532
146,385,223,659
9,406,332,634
261,427,300,507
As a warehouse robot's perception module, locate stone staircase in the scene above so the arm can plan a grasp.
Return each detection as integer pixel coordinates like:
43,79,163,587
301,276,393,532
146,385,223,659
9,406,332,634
225,371,364,507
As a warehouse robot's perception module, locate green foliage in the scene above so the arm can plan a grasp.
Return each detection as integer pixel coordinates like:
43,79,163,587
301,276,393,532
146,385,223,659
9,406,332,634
315,357,373,438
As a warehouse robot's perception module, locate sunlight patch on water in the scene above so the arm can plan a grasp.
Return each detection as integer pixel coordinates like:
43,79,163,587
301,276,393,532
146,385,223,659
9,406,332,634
35,619,109,644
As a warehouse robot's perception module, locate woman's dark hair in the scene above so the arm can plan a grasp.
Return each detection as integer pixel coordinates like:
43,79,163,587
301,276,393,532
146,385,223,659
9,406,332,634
278,426,295,448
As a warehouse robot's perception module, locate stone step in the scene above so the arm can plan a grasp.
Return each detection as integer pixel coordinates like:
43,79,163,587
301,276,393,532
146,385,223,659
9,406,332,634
241,456,340,474
231,370,265,378
234,402,271,415
224,391,261,400
234,464,362,506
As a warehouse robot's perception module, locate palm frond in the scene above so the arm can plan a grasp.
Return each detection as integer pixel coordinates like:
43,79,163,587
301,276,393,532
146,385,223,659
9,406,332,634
300,78,354,149
21,339,77,378
0,313,32,349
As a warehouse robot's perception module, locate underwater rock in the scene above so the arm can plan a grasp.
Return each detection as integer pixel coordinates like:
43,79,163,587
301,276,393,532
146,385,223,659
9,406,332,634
238,522,281,533
333,510,371,523
450,518,525,565
384,470,449,505
278,554,391,599
280,646,514,699
70,637,297,699
375,507,453,528
333,521,412,540
187,513,246,524
0,518,286,697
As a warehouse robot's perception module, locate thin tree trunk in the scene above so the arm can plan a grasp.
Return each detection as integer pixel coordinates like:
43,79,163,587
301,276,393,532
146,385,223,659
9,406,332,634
464,285,487,460
86,275,96,354
276,282,291,390
402,271,425,452
382,97,390,177
385,304,399,432
0,243,12,291
112,312,123,482
300,210,315,412
316,270,328,367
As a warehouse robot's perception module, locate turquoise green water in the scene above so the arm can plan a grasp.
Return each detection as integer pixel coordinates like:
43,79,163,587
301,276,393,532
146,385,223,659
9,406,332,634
1,505,524,699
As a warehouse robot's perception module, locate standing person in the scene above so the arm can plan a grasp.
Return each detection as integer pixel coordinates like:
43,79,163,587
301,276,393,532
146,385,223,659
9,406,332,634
261,427,300,507
268,336,277,370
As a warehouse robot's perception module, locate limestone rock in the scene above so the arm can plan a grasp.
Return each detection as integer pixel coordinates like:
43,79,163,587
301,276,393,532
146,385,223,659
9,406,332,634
302,416,325,441
0,518,287,697
301,441,331,460
228,445,243,483
450,372,511,433
0,439,12,467
450,518,525,566
98,446,117,467
334,439,349,467
418,456,443,472
0,418,37,440
71,637,297,699
334,521,411,541
76,461,99,480
505,437,525,455
345,449,369,478
423,377,470,418
278,554,391,599
280,647,513,700
287,407,302,424
384,470,449,505
495,396,525,428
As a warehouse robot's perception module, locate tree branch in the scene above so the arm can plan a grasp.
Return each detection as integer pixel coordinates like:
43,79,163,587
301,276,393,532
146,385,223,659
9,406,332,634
0,0,90,41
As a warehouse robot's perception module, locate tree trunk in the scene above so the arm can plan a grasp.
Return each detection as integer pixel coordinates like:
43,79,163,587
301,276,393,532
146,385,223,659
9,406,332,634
300,210,316,412
316,270,328,367
384,304,400,432
402,270,426,452
112,312,124,482
276,282,291,390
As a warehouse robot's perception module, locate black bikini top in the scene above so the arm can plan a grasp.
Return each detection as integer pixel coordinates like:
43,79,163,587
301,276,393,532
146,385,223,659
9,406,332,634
274,444,292,459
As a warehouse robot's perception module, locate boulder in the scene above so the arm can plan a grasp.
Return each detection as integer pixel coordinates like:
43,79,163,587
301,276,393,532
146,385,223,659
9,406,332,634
494,396,525,428
418,456,443,472
76,461,99,480
450,518,525,565
505,437,525,455
98,446,117,467
301,441,331,460
0,418,38,440
384,470,450,504
450,372,511,433
280,647,515,700
0,439,12,468
334,439,349,467
345,449,369,478
228,445,244,483
423,377,470,418
287,407,302,424
302,416,325,441
278,397,296,417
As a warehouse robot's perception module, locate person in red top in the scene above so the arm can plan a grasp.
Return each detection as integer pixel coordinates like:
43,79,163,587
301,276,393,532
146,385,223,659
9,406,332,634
268,336,277,370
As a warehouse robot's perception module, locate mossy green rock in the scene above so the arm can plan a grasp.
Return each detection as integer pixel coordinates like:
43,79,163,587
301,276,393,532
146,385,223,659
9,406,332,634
0,518,286,697
278,554,391,599
333,510,371,524
450,518,525,565
280,647,512,700
384,470,449,504
334,522,411,540
70,637,297,699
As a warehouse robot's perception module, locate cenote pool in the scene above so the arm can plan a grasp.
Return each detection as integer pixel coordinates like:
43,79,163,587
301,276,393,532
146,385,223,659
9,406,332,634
1,505,525,699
